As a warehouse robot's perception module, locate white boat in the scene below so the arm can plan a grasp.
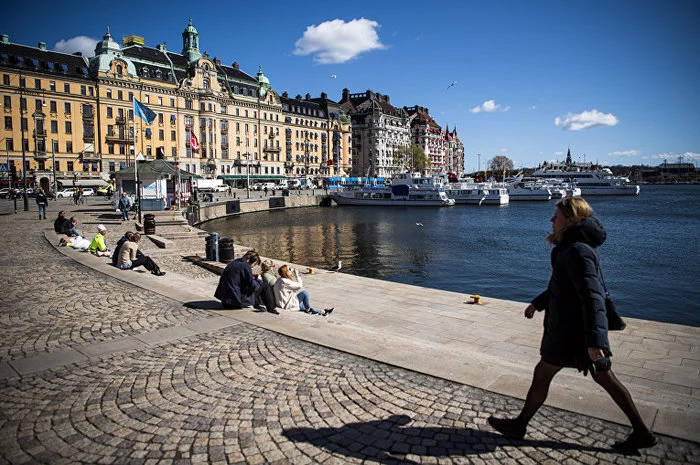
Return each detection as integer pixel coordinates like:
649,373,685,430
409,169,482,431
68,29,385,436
501,177,552,201
330,172,455,207
445,182,509,205
531,167,640,196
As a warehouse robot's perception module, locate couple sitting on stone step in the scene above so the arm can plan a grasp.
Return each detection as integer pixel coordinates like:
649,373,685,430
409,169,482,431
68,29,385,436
215,250,333,316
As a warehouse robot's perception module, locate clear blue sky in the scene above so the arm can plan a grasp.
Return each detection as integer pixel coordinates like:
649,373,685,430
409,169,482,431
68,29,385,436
3,0,698,172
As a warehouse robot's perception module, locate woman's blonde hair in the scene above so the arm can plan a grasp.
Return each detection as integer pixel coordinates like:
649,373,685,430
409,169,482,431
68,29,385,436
547,197,592,245
261,259,275,272
278,264,291,278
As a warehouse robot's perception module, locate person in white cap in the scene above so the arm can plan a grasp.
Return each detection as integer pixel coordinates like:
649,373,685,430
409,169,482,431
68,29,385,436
89,224,111,257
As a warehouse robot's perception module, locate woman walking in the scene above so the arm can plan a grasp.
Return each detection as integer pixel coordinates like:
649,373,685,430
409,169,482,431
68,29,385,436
487,197,656,452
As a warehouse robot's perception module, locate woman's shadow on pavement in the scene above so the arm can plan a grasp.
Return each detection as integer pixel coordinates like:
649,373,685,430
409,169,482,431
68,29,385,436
283,414,615,464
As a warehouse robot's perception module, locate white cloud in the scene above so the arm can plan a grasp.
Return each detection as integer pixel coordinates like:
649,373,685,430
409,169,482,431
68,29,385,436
554,151,564,157
52,36,98,57
554,109,618,131
529,105,537,110
293,18,386,64
500,148,508,153
610,150,640,157
469,99,510,113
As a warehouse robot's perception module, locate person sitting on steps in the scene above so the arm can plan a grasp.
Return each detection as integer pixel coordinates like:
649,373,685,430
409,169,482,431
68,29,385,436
116,232,165,276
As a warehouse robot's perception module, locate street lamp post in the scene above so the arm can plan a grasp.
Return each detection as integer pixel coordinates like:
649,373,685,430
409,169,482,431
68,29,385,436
243,152,250,199
18,73,29,211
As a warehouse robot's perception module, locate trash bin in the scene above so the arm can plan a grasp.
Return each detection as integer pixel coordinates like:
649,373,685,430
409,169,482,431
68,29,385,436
218,238,234,264
143,214,156,235
205,232,219,261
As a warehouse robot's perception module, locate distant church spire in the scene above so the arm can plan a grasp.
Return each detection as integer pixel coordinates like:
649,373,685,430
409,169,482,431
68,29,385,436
566,147,572,165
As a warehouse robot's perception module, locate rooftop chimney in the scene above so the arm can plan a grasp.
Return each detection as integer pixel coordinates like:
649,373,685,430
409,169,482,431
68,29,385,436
232,62,239,70
0,35,9,44
38,42,46,51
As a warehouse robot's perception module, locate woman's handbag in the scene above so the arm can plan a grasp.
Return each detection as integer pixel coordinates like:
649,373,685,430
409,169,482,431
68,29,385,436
604,292,626,331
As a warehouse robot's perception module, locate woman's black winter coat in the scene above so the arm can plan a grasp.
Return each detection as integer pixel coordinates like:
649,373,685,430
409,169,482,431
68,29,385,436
531,217,611,370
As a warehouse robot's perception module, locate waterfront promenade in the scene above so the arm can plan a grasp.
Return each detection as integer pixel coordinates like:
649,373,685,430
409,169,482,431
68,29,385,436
0,198,698,464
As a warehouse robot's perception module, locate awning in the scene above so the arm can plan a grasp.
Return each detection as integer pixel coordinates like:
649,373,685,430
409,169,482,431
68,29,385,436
218,174,286,180
58,178,107,187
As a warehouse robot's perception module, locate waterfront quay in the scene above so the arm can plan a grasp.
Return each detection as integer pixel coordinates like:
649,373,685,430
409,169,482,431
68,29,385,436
0,198,698,464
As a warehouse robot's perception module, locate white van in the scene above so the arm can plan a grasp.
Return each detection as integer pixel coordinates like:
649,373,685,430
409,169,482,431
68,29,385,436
284,178,302,189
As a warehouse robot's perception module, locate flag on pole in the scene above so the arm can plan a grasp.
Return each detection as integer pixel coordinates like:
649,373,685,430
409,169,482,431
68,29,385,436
190,132,200,151
133,99,156,124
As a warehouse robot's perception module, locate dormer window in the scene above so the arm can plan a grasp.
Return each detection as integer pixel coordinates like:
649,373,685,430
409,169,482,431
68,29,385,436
116,64,123,75
203,78,210,89
155,69,162,79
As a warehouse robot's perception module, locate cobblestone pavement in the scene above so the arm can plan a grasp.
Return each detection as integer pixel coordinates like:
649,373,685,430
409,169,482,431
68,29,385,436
1,200,699,464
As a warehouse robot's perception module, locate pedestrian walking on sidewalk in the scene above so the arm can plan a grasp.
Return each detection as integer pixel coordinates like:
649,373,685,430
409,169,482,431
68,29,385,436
35,188,48,219
487,197,656,452
118,193,131,221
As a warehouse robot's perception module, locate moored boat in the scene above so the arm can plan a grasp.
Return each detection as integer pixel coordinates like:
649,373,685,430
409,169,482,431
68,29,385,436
501,176,552,201
330,172,455,207
531,167,640,196
445,183,509,205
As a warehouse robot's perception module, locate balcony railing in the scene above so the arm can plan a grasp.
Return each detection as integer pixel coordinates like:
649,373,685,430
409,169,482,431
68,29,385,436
105,133,130,143
115,116,126,125
81,152,101,162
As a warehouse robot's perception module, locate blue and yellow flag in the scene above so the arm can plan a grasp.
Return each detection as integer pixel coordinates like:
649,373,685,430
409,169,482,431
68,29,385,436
133,99,156,124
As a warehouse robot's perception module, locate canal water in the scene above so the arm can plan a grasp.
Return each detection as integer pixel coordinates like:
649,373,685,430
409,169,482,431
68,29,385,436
202,184,700,327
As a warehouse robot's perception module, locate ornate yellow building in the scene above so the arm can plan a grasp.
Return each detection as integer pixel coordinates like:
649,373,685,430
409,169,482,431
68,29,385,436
0,19,352,192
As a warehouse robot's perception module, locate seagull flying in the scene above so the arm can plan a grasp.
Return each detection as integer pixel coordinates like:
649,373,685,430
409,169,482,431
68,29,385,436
446,81,457,89
331,74,337,79
416,222,424,227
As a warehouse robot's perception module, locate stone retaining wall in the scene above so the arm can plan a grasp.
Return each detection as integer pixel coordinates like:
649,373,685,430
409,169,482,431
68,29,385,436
190,195,326,225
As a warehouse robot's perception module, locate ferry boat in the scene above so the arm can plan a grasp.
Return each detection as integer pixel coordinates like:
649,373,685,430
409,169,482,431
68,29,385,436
531,167,640,196
445,182,509,205
330,172,455,207
501,177,552,201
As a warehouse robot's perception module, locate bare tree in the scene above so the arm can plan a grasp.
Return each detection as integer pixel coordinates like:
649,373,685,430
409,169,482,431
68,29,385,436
488,155,514,179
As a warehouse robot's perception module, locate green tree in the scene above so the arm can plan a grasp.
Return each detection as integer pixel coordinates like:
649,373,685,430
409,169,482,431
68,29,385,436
395,144,429,172
488,155,514,178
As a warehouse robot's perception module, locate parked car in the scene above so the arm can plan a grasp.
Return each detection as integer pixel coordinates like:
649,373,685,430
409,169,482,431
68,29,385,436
56,188,77,198
81,188,95,196
0,188,11,198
